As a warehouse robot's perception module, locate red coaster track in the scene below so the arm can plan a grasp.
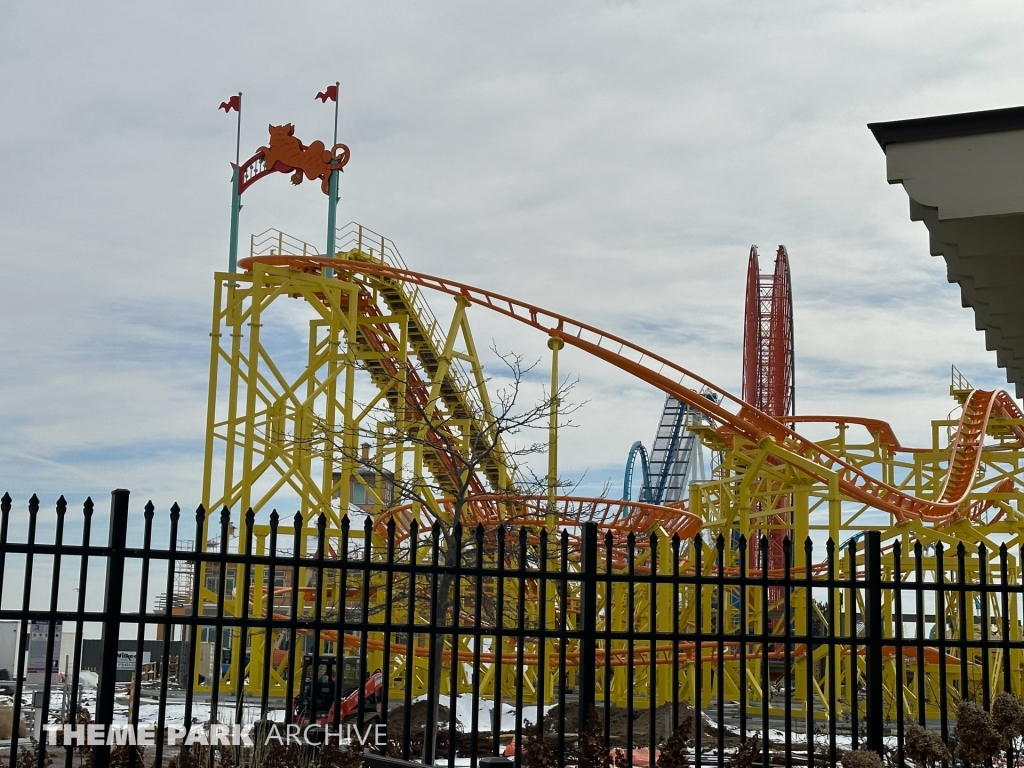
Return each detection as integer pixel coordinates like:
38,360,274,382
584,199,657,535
743,246,794,421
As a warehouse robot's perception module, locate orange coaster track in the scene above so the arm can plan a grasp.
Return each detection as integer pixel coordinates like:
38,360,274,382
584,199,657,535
239,255,1024,526
374,494,703,568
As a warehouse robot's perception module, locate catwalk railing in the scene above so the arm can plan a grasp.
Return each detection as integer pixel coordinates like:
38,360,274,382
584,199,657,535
2,490,1024,768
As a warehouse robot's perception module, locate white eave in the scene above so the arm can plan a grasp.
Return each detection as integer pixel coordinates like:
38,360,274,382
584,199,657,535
869,106,1024,397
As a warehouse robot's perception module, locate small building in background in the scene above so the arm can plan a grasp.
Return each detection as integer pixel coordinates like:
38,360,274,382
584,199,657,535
335,442,396,514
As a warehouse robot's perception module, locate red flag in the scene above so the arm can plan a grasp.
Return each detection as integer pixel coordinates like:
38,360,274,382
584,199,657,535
219,95,240,113
316,85,338,103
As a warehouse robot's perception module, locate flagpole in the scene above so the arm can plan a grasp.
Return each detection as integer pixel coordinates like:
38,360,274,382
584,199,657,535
235,92,242,168
333,81,339,145
228,91,242,275
325,82,340,279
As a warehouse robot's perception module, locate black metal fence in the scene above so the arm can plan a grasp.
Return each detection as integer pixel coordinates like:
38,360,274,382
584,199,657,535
1,489,1024,768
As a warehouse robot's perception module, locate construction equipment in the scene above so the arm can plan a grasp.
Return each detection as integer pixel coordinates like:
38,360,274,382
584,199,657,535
294,654,382,725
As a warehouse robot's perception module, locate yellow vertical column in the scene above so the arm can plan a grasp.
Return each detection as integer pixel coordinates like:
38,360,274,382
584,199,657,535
544,338,563,703
239,270,267,522
220,282,247,537
882,549,898,717
546,338,564,528
199,277,227,691
337,273,361,531
720,526,739,701
248,533,267,694
392,314,409,496
828,476,841,552
302,322,320,526
964,549,976,699
825,473,842,714
1011,556,1023,695
843,548,854,722
232,270,268,695
198,275,244,691
609,580,628,706
791,483,810,726
701,550,714,708
338,350,357,523
656,534,675,705
322,294,342,529
201,276,226,514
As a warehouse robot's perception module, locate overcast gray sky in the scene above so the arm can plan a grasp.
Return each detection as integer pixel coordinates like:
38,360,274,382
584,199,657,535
2,1,1023,518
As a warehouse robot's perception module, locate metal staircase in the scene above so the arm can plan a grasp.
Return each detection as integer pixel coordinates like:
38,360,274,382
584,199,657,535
250,225,511,498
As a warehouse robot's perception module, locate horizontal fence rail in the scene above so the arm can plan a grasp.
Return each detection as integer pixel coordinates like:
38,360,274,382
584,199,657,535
0,490,1023,768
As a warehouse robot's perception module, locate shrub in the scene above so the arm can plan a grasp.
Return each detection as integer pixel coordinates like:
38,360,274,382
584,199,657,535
520,728,557,768
168,741,209,768
15,741,53,768
727,736,761,768
576,707,610,768
991,691,1024,743
310,743,361,768
109,744,145,768
955,701,1002,765
840,749,883,768
903,723,951,768
655,714,692,768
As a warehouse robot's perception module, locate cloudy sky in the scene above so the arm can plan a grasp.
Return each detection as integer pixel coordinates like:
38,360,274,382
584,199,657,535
2,2,1023,525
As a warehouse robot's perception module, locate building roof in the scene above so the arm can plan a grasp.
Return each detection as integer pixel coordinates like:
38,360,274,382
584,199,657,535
869,105,1024,149
871,106,1024,397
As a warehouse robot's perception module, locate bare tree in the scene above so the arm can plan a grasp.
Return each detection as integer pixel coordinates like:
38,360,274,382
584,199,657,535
303,347,583,764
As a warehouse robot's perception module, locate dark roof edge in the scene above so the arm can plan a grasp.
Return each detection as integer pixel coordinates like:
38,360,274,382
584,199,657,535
868,105,1024,150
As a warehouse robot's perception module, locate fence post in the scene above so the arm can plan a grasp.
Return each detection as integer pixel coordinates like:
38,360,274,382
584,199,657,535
94,489,130,768
864,530,884,754
578,522,598,733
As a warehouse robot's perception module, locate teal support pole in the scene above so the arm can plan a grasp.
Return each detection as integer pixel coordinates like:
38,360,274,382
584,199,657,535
228,166,240,274
325,169,338,279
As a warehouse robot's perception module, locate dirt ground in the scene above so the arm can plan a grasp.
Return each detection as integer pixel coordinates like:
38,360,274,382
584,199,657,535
384,700,450,738
543,702,742,749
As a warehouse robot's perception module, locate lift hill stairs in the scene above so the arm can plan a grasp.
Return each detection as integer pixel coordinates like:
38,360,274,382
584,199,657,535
250,226,510,525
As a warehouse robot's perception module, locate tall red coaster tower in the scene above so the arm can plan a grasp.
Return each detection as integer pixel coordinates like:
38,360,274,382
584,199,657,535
742,245,795,576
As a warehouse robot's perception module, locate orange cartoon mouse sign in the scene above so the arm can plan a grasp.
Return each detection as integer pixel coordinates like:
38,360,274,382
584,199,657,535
237,124,350,195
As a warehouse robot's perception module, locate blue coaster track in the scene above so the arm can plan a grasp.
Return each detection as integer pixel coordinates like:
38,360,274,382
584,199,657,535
623,441,652,502
622,395,697,503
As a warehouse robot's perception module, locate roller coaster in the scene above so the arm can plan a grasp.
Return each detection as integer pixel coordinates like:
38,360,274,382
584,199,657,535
196,223,1024,725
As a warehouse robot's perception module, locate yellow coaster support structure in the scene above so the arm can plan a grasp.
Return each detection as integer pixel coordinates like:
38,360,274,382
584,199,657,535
197,224,513,695
195,223,1024,724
